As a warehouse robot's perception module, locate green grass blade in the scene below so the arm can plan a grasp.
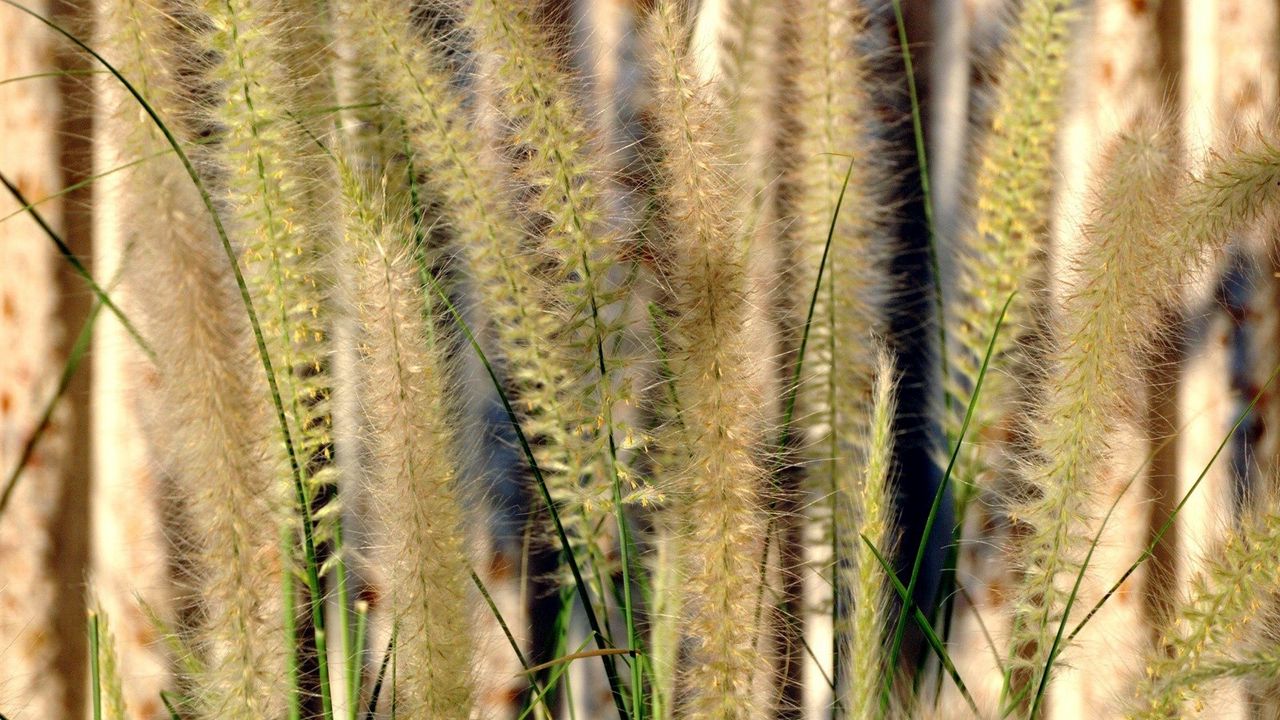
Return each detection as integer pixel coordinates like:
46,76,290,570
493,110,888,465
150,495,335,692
780,155,855,437
0,67,103,87
420,271,632,719
349,600,368,720
0,170,154,362
863,534,979,717
883,292,1014,707
889,0,948,413
0,151,166,225
159,692,182,720
516,637,594,720
364,628,394,720
1062,357,1280,652
89,612,102,720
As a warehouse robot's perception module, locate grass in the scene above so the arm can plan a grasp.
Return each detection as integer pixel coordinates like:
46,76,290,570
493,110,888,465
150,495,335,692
4,0,1280,719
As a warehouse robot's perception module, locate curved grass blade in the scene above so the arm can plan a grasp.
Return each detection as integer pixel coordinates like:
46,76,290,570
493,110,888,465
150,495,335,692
89,612,102,720
883,292,1014,708
470,567,561,720
421,266,633,720
364,629,394,720
159,692,182,720
889,0,947,411
1062,357,1280,652
0,151,166,225
864,534,979,717
0,68,103,87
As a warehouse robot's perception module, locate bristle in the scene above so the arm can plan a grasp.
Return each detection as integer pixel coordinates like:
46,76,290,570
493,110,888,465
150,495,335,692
946,0,1078,487
105,0,292,712
343,165,477,719
467,0,636,533
647,3,768,717
342,0,590,541
1127,500,1280,718
837,346,898,719
190,0,333,489
1002,122,1179,704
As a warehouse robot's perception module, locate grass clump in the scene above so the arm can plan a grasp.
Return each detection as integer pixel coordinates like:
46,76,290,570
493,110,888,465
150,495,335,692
8,1,1280,720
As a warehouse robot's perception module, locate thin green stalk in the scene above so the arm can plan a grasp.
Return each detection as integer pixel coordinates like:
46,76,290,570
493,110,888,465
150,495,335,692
889,0,947,413
283,530,300,720
0,150,165,224
89,612,102,720
864,536,979,717
1064,357,1280,652
332,523,355,720
160,692,182,720
0,67,103,86
364,629,394,720
883,292,1014,708
421,265,633,719
350,601,367,720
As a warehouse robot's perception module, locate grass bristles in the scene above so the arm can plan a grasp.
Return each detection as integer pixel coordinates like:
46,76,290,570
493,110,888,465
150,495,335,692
466,0,638,534
344,167,477,720
17,2,1280,719
1000,121,1179,711
97,1,292,716
837,346,899,719
343,0,585,534
647,2,769,716
945,0,1077,488
1126,497,1280,719
191,0,333,488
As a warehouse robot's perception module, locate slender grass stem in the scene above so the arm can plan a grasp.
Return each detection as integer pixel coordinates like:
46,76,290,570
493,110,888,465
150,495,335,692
89,612,103,720
883,293,1013,707
863,536,979,717
421,265,633,720
888,0,947,412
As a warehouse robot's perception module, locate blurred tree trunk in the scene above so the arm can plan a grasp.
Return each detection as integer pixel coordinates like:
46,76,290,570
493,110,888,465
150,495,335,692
0,2,90,717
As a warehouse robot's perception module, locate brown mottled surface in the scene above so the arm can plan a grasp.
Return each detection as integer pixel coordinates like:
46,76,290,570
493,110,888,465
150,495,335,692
0,3,69,717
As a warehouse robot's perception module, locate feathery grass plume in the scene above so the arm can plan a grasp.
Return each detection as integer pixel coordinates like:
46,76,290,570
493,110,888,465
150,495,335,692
466,0,646,524
1000,122,1179,709
1126,499,1280,719
781,0,891,527
647,2,769,716
98,1,292,717
341,162,477,720
837,346,899,719
342,0,590,535
190,0,333,494
777,0,891,703
716,0,783,195
945,0,1077,490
